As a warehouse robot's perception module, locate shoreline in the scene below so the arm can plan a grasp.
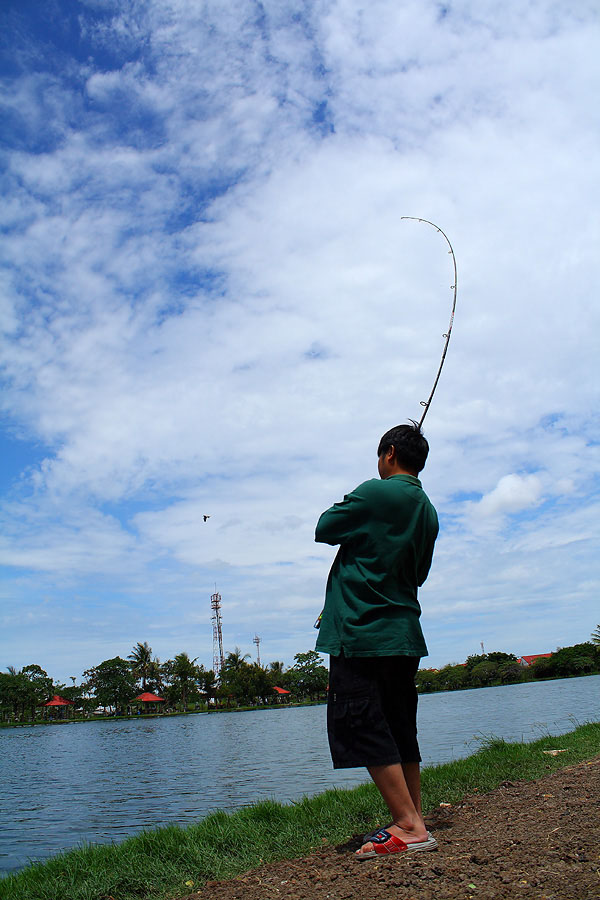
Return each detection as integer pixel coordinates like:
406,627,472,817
0,699,326,729
1,721,599,899
3,671,598,729
194,752,600,900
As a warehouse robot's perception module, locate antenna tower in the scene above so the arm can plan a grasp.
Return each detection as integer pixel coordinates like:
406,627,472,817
211,592,225,677
253,634,261,667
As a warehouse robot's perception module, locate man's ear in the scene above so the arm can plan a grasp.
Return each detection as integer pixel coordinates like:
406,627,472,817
386,446,396,462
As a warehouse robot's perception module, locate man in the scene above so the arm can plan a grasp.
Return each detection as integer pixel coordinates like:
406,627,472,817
314,422,439,859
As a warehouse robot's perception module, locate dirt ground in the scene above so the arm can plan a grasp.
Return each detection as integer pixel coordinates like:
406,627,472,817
179,756,600,900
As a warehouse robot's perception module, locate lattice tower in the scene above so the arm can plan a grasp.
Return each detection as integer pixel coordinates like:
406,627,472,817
211,592,225,677
253,634,261,667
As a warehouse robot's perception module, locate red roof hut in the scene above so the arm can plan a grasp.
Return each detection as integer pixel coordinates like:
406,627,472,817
132,692,166,715
272,686,291,703
43,695,75,719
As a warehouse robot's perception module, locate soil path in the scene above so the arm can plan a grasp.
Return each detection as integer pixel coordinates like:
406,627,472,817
179,756,600,900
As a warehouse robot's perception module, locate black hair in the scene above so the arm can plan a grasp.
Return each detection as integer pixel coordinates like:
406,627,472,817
377,420,430,473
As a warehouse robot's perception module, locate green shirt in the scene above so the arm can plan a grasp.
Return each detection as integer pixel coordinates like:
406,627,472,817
314,474,438,658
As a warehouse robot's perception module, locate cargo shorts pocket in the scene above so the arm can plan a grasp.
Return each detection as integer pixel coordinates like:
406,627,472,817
331,692,373,727
327,691,384,766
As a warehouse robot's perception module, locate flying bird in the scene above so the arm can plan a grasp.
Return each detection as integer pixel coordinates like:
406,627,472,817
203,515,211,522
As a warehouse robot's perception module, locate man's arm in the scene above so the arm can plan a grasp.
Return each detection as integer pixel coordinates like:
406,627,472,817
315,488,368,546
416,513,439,586
417,538,436,586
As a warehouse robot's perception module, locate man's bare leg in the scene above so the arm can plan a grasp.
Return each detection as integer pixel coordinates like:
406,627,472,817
401,761,424,819
356,761,428,856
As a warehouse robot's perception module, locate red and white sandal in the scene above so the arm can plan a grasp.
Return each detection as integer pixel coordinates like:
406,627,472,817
356,828,438,859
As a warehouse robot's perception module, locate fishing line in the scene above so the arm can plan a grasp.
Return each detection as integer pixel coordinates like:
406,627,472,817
400,217,458,428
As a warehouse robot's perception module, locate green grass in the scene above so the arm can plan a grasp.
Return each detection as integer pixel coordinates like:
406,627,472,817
1,722,598,900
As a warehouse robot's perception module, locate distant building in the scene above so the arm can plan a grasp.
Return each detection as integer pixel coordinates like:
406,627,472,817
517,653,553,667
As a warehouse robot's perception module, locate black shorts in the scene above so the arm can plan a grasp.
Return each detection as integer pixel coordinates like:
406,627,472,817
327,653,421,769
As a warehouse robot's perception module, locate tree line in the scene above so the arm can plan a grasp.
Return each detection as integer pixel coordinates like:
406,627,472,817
2,628,599,722
416,635,600,694
0,643,329,722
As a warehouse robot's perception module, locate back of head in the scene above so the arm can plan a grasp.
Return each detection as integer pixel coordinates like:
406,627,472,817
377,422,430,474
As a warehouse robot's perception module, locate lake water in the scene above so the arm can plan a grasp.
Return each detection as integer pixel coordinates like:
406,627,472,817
1,674,598,875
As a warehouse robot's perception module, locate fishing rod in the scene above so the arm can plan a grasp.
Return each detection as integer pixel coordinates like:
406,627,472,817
400,217,458,428
313,219,457,631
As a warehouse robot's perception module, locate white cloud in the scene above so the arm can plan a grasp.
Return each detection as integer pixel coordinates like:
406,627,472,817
1,0,599,680
472,473,544,519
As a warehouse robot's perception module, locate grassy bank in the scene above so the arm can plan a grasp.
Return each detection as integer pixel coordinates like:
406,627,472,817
1,722,599,900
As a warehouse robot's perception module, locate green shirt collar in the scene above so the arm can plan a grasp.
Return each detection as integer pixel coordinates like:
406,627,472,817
384,473,422,487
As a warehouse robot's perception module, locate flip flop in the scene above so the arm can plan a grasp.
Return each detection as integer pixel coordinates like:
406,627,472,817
362,826,435,843
362,824,392,842
356,828,438,859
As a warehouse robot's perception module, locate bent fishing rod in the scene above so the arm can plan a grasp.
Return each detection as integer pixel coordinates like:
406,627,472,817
216,218,458,639
313,219,457,630
400,217,458,428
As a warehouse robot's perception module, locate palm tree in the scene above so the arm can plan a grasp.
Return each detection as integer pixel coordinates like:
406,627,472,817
268,661,285,691
165,653,200,709
591,625,600,646
146,657,164,694
128,642,153,690
223,647,250,671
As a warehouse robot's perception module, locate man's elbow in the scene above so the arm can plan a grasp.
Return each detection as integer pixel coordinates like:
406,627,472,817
315,528,337,545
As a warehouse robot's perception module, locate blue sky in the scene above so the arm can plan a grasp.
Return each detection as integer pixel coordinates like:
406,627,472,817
1,0,599,684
